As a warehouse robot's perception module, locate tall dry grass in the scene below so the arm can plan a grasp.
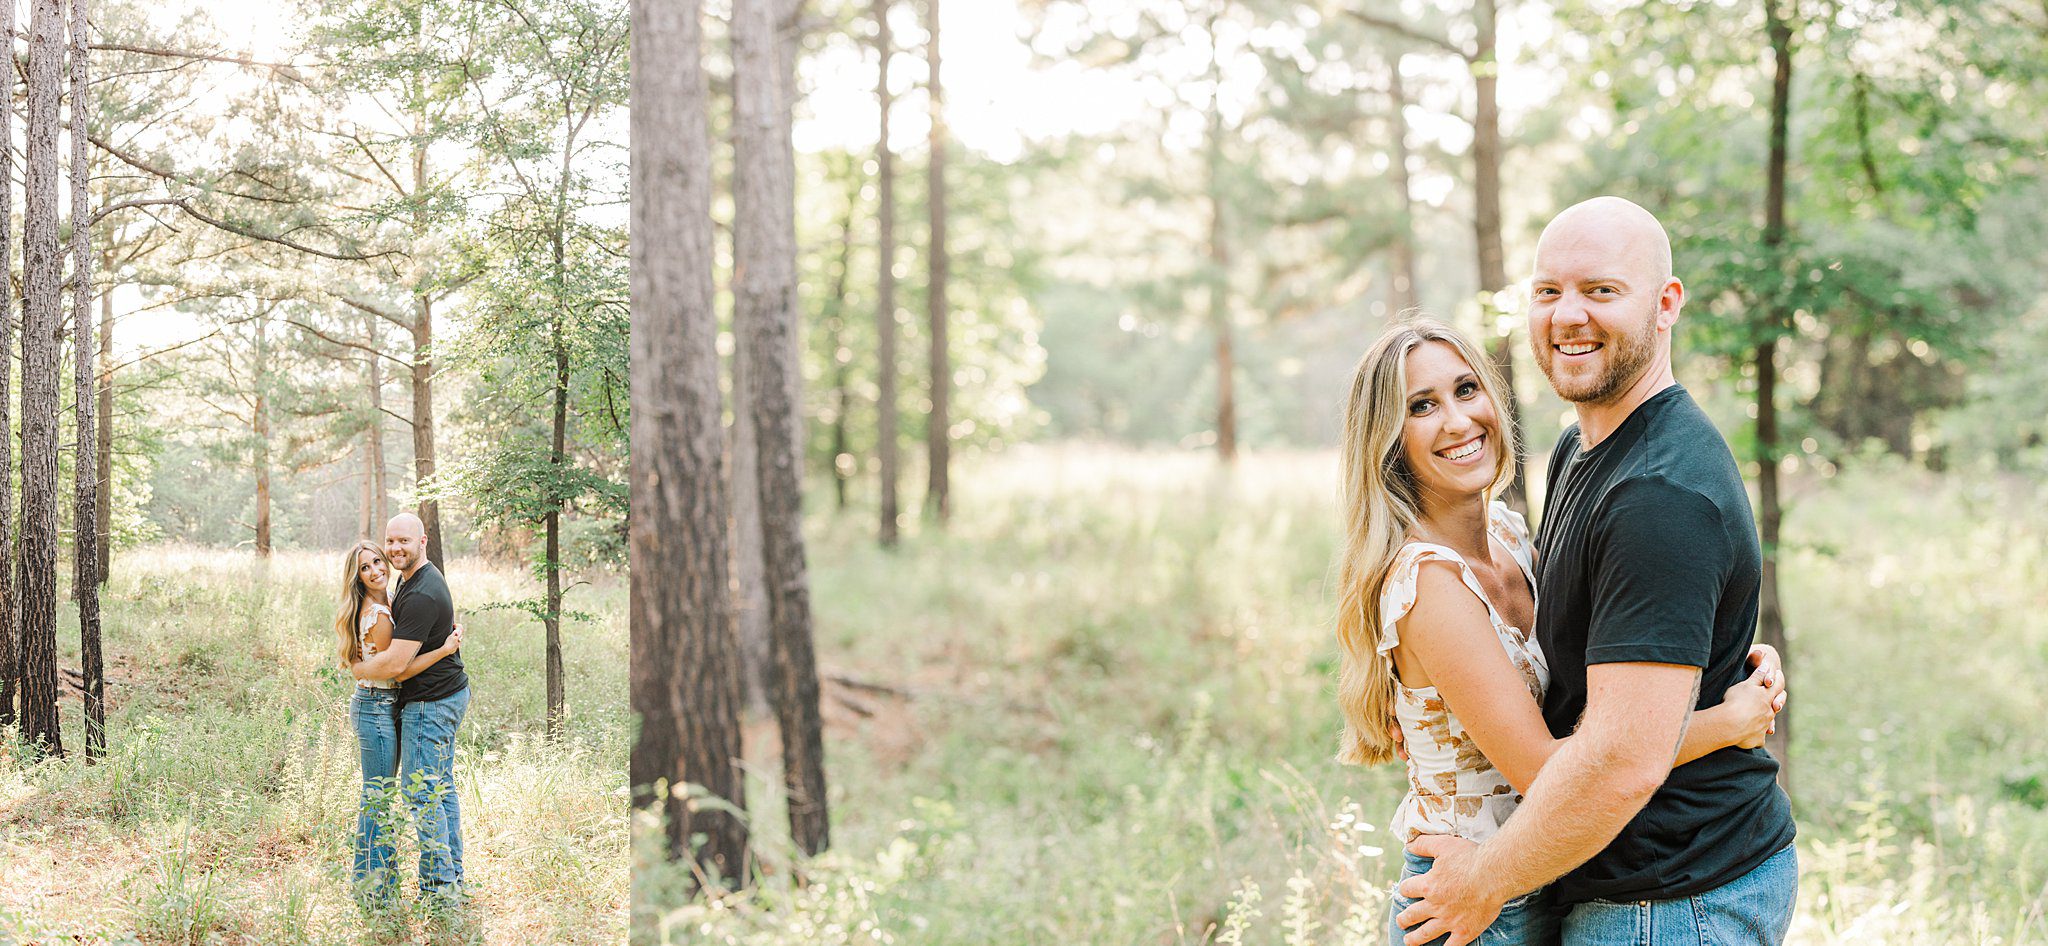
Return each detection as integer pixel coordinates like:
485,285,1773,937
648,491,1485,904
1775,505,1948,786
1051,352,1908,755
643,444,2048,946
1,547,626,945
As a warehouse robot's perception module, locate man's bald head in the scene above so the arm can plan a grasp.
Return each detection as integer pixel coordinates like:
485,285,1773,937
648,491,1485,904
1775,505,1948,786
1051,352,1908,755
1535,195,1673,285
387,512,425,540
384,512,429,576
1526,196,1685,415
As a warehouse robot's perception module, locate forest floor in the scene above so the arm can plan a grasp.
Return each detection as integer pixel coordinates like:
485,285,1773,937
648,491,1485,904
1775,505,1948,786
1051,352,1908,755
0,547,627,945
642,444,2048,946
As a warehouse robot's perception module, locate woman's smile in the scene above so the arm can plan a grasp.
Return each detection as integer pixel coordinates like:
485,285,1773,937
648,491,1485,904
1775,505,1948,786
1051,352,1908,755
1437,433,1487,464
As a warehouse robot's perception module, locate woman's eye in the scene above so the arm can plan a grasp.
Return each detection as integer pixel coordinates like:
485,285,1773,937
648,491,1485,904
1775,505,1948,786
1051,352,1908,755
1409,399,1432,415
1457,382,1478,398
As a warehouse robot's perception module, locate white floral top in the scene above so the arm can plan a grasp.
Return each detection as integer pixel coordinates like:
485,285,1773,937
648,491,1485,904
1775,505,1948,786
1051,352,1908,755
1377,501,1548,843
358,599,397,690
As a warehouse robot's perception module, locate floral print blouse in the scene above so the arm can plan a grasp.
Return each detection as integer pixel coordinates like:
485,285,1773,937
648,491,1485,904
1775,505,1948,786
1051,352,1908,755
358,599,398,691
1377,501,1549,843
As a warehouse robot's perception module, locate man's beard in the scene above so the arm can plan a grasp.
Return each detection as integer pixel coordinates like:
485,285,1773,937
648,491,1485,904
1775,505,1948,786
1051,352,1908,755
1539,311,1659,406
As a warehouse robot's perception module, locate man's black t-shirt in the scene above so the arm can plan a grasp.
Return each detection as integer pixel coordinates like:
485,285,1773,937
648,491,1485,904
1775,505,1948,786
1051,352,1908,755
1536,384,1793,905
392,560,468,706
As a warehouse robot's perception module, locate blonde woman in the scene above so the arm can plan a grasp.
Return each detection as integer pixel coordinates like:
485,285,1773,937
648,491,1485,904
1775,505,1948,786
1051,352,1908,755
1331,319,1781,946
335,541,462,908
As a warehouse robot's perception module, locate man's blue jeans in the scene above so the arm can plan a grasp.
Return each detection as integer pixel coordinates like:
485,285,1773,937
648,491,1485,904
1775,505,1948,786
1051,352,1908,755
399,685,470,904
350,687,403,908
1563,843,1798,946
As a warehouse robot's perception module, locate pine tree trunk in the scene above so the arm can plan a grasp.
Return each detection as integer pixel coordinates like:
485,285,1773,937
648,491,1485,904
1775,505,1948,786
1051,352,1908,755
829,185,857,513
1758,0,1793,795
1386,53,1419,316
544,310,568,738
924,0,949,521
735,0,831,857
411,292,443,569
407,97,443,570
1471,0,1525,514
254,311,272,557
629,0,749,889
365,311,389,529
360,438,375,538
730,335,772,715
94,253,111,583
874,0,899,547
18,0,65,756
1205,7,1236,463
69,0,102,759
0,0,18,730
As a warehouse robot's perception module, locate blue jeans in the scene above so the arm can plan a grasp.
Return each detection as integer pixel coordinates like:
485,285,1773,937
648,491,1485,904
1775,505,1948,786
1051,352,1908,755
1390,849,1560,946
399,685,470,903
349,687,403,908
1562,843,1797,946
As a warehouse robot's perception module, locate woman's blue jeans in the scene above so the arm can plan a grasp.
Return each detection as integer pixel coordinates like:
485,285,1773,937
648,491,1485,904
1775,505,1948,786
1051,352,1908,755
349,687,403,908
1390,849,1560,946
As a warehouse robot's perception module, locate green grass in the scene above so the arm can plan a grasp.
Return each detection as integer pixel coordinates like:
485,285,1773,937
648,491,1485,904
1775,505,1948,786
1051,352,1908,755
1,547,627,945
641,444,2048,945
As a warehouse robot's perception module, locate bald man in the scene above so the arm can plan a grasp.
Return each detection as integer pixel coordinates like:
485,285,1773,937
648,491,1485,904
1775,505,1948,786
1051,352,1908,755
1390,198,1796,946
353,511,471,911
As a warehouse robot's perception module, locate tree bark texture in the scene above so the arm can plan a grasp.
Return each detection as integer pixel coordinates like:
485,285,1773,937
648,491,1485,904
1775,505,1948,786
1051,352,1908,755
1386,53,1419,316
70,0,103,759
629,0,750,890
19,0,65,756
730,345,773,716
735,0,831,858
365,310,389,531
828,181,857,512
94,252,111,583
411,292,443,570
874,0,899,546
923,0,949,521
1758,0,1793,794
254,310,272,556
0,0,19,730
1471,0,1526,514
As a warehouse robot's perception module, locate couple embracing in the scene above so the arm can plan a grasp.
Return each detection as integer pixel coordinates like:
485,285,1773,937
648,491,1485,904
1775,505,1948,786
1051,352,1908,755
1336,197,1798,946
333,512,472,916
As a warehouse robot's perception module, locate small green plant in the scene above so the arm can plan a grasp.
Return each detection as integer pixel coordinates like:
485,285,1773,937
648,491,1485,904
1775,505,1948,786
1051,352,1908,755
129,828,236,946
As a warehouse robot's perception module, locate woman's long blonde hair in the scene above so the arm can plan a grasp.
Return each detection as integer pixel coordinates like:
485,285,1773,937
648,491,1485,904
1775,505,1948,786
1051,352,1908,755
335,541,386,668
1333,317,1518,766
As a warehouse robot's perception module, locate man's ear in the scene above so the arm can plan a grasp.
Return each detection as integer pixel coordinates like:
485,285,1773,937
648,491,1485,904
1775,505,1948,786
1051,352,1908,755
1658,277,1685,329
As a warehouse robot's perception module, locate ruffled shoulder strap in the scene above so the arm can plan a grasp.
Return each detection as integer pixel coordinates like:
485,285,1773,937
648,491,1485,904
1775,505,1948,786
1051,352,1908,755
1375,543,1494,657
1488,500,1536,573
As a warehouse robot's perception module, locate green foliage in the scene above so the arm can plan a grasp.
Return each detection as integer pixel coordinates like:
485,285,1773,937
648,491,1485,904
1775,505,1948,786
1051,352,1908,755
429,0,629,608
129,828,238,946
1552,0,2048,466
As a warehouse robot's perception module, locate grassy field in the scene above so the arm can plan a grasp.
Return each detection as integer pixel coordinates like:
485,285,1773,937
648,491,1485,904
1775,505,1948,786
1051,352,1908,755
1,547,628,945
644,444,2048,946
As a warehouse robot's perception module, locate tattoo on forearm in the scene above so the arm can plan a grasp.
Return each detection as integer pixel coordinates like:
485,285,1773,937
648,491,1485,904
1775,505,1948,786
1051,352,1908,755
1669,674,1702,764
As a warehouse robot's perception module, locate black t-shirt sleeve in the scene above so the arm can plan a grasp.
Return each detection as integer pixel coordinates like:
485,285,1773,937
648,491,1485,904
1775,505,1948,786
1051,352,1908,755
1584,474,1728,669
391,588,446,644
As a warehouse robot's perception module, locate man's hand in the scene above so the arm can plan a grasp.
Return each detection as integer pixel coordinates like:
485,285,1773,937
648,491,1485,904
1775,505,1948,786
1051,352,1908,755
1721,663,1787,748
1745,644,1787,734
1746,643,1781,686
446,624,464,653
1394,835,1504,946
